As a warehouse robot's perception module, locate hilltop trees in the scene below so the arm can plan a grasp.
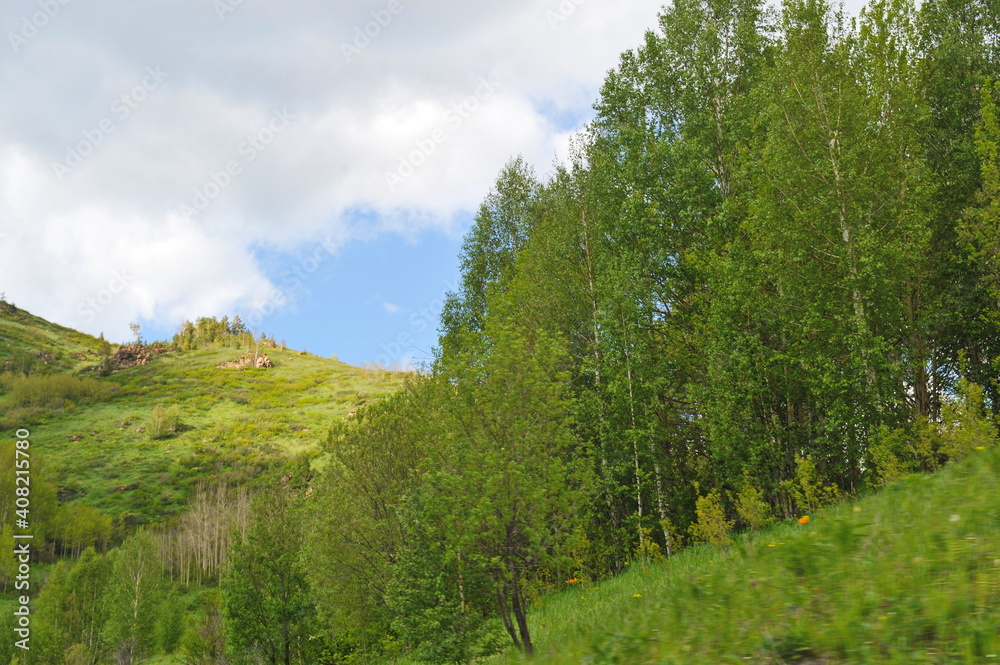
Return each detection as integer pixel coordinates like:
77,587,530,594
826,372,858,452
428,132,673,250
172,316,255,351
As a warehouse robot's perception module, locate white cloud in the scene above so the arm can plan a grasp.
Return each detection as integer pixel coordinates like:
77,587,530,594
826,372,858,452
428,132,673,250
0,0,668,337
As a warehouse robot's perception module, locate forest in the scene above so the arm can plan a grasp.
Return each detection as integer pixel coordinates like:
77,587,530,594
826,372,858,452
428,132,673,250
2,0,1000,662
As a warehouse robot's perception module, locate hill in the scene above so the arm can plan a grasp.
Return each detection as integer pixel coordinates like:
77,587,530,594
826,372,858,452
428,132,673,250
0,305,407,524
0,299,108,374
492,445,1000,664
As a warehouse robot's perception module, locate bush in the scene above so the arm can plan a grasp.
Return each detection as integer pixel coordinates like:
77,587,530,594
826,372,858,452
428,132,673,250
789,455,842,513
689,489,734,549
149,404,181,440
868,380,998,486
0,372,116,409
734,474,774,530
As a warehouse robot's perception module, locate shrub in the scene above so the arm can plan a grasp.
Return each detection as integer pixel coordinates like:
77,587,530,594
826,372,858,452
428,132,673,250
689,489,734,549
0,372,116,409
790,455,841,513
149,405,181,440
734,474,774,530
868,380,997,487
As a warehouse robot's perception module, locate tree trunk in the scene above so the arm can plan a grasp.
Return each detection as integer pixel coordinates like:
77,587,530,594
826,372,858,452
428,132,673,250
511,578,534,656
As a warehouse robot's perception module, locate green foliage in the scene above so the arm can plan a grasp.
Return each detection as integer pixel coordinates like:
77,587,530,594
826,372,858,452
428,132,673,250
172,315,253,351
0,373,116,409
0,440,60,549
387,499,506,663
148,404,181,440
103,531,164,665
486,445,1000,665
178,590,228,665
305,380,433,655
869,379,998,486
52,501,113,557
939,378,998,459
158,589,186,654
439,156,539,358
222,487,320,665
959,73,1000,308
65,547,113,662
734,475,774,530
789,456,843,515
397,326,594,657
688,489,734,549
632,525,672,565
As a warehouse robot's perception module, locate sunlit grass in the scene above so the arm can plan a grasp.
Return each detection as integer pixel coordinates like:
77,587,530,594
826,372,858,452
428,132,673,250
495,446,1000,664
0,340,406,524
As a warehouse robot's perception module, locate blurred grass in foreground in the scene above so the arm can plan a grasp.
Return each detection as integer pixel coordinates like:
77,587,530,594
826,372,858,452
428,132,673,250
493,446,1000,665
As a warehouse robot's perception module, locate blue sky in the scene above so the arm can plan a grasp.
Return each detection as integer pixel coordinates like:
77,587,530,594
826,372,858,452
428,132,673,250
0,0,867,366
140,221,466,367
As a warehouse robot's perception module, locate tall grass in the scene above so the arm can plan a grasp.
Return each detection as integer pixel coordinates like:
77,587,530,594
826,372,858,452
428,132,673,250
0,372,117,409
496,447,1000,665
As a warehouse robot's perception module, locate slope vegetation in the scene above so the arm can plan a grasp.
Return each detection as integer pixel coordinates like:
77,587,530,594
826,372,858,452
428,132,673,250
494,447,1000,665
0,306,406,524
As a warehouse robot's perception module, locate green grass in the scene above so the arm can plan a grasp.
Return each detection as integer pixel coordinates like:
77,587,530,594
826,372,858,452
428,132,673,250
0,308,407,524
492,446,1000,665
0,303,108,374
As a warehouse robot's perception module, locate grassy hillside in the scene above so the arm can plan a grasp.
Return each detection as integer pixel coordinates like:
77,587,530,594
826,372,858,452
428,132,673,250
0,300,108,374
0,307,407,523
489,447,1000,665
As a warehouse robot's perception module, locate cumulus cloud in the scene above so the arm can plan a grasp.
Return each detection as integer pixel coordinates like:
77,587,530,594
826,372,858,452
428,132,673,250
11,0,815,340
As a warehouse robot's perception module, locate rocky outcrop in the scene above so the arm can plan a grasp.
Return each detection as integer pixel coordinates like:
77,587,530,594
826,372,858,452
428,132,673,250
112,344,151,368
217,353,274,369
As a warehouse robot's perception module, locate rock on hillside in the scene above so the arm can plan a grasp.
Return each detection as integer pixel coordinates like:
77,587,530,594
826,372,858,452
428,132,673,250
217,353,274,369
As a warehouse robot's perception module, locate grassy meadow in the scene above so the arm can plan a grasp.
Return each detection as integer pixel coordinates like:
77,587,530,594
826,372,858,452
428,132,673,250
483,447,1000,665
0,306,407,523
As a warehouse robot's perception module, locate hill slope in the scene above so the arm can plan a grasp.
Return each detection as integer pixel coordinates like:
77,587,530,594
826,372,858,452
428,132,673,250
0,300,108,374
492,447,1000,665
0,306,407,523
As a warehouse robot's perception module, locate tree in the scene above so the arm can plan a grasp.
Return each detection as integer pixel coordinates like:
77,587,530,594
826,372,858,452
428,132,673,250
221,487,317,665
128,322,142,346
180,590,229,665
64,547,113,662
916,0,1000,410
961,81,1000,308
401,326,593,656
103,532,164,665
304,379,434,655
439,157,540,358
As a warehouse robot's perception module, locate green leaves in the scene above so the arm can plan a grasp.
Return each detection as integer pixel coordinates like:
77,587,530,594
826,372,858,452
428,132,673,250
222,488,318,665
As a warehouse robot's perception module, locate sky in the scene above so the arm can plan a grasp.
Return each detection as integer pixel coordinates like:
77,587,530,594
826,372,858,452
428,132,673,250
0,0,867,368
